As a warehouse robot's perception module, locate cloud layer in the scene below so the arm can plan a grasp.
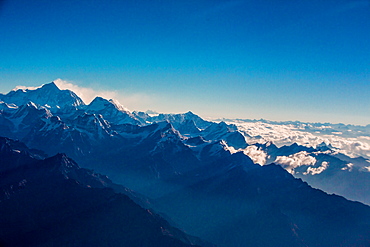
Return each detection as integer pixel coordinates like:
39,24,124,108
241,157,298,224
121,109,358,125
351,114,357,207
230,120,370,159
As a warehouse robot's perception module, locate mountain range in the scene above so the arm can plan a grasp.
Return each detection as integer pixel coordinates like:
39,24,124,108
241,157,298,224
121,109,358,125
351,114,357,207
0,136,206,247
1,82,370,247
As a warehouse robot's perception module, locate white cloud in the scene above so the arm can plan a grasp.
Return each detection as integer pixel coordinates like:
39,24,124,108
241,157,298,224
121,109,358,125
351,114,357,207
117,92,154,112
360,166,370,172
341,163,354,171
12,85,42,91
228,121,370,159
53,79,118,104
242,145,267,165
53,79,154,111
303,161,329,175
274,151,317,174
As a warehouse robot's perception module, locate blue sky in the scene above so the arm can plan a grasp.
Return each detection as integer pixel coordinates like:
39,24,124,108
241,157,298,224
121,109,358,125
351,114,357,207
0,0,369,125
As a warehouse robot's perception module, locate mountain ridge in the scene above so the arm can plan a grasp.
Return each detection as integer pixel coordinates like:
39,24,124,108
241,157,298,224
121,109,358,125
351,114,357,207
0,136,207,247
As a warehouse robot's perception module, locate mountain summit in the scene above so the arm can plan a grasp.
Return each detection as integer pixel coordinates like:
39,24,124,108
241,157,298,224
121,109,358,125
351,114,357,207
0,82,85,110
86,97,140,125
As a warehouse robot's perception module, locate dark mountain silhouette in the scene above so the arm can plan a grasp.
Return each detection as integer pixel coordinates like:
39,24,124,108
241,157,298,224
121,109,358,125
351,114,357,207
153,152,370,247
0,137,207,247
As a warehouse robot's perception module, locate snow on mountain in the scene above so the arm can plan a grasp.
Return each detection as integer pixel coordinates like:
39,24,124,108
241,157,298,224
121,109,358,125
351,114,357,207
0,82,85,111
134,111,212,130
1,82,370,246
85,96,140,125
87,97,127,112
0,101,18,111
201,121,248,149
184,137,234,162
0,102,52,139
73,113,113,140
1,81,370,206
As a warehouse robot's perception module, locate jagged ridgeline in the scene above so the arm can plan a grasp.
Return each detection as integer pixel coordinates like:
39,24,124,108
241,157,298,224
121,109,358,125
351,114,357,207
1,82,370,247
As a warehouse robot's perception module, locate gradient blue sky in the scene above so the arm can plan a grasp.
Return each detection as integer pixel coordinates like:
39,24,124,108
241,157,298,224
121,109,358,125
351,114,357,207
0,0,369,125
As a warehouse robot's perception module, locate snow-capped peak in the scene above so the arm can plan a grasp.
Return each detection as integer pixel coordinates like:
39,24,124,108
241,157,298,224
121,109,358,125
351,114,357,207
87,97,111,111
108,98,130,112
1,82,85,110
85,96,139,125
87,97,129,113
11,81,59,92
12,85,43,92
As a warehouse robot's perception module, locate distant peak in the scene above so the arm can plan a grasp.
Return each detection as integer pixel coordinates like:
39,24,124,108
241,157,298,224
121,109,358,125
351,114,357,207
42,82,60,91
89,96,129,112
218,121,228,126
145,110,159,115
11,85,43,92
11,82,60,93
91,96,107,102
108,98,119,105
155,120,173,130
265,141,274,147
46,153,80,170
89,96,111,107
54,152,69,160
108,98,128,111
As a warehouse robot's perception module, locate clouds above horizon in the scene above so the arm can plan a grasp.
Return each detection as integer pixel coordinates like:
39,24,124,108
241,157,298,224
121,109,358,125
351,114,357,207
53,79,121,104
55,79,155,112
230,120,370,159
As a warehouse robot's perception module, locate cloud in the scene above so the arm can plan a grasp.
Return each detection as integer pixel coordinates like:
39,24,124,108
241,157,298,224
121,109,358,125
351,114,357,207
13,85,42,91
230,120,370,159
303,161,329,175
117,92,154,112
361,166,370,172
53,79,118,104
274,151,317,174
274,152,330,175
53,79,154,111
242,145,267,165
341,163,354,171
